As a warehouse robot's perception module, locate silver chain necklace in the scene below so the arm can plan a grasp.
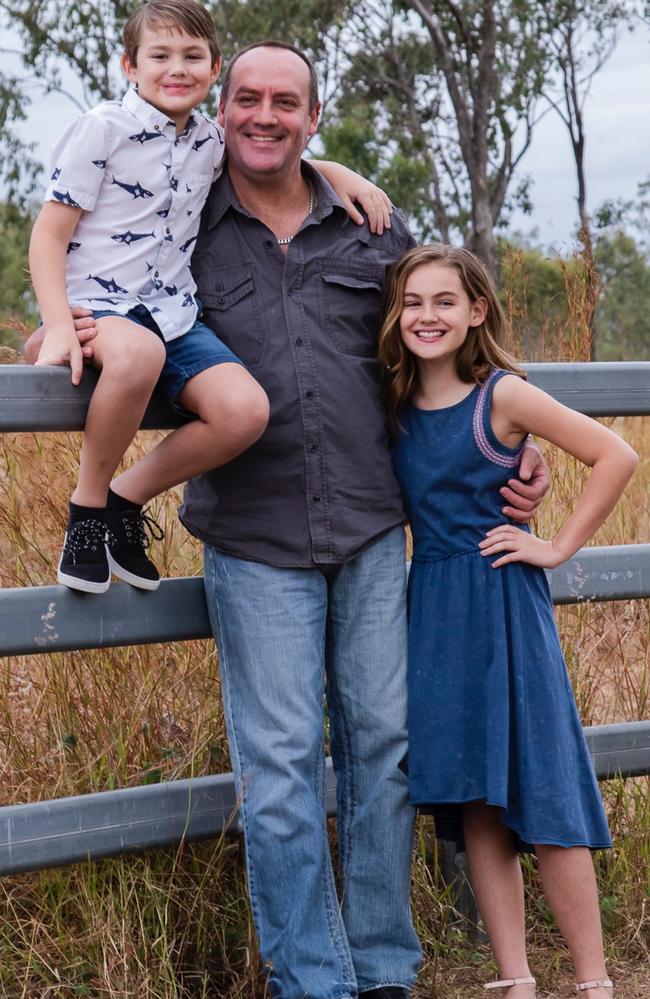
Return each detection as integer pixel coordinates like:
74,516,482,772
276,189,315,245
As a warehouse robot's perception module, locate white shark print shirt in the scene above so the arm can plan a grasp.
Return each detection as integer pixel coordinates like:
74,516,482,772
44,87,225,342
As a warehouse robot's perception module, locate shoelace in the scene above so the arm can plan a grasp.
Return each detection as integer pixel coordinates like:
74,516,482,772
116,508,164,552
64,518,107,556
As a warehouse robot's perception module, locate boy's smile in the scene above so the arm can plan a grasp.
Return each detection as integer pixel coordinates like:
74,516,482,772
121,26,220,132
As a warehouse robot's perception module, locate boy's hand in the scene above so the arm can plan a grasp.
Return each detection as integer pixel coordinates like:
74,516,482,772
35,321,85,385
340,178,393,235
479,524,565,569
500,440,550,523
25,309,97,367
313,161,393,234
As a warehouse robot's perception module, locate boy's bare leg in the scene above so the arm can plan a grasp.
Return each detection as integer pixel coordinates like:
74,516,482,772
536,845,610,998
462,802,535,998
72,317,166,507
110,363,269,505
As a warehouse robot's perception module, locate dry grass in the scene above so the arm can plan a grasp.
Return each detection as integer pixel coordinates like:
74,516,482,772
0,251,648,996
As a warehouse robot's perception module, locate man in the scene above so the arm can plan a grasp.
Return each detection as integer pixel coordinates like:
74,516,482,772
28,40,547,999
181,42,546,999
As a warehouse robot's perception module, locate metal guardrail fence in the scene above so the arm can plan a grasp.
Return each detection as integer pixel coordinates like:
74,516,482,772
0,361,649,877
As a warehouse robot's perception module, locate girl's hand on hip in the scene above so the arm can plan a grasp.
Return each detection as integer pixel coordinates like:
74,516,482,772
479,524,565,569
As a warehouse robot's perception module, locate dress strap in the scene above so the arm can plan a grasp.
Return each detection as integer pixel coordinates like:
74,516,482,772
472,368,523,469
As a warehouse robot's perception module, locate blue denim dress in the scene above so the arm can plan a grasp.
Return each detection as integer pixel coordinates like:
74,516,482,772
391,368,611,850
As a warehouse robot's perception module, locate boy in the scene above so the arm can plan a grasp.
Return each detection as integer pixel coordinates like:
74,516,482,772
31,0,389,594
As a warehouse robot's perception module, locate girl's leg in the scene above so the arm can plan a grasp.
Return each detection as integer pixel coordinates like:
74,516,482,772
110,363,269,504
73,317,166,506
535,845,611,998
462,802,535,998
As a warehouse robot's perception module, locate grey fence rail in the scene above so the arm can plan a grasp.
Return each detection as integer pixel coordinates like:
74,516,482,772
0,361,649,877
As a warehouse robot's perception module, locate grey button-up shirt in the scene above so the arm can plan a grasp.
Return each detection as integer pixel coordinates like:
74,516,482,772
180,164,415,567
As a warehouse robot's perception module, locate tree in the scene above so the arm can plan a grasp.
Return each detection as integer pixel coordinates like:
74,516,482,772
0,0,350,198
0,201,37,349
594,230,650,360
535,0,638,358
318,1,554,276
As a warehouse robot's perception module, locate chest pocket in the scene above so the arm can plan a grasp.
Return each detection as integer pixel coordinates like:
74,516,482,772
318,259,385,357
194,263,264,366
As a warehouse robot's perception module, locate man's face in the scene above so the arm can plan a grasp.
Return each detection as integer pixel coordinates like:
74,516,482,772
219,47,320,184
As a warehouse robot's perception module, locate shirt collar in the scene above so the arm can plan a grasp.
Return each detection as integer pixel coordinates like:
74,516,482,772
206,160,347,230
122,86,197,136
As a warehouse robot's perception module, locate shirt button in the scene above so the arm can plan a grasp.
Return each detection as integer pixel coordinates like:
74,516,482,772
305,391,313,399
312,496,321,503
263,240,273,249
295,338,303,346
216,284,224,291
217,296,225,304
154,270,159,277
165,227,171,235
310,444,318,452
154,124,160,131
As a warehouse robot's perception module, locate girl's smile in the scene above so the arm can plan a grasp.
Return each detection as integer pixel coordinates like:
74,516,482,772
399,261,486,364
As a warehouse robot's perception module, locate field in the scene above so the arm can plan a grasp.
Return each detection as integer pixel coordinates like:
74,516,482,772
0,271,648,997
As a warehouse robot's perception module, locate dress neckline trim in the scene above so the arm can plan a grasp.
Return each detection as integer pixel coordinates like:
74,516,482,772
410,383,479,414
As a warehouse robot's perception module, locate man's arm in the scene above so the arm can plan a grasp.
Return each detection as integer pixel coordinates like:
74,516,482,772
500,440,550,523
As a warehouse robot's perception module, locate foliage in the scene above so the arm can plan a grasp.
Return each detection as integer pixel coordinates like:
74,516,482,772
0,0,350,199
500,233,650,362
0,200,37,349
318,1,552,274
595,230,650,360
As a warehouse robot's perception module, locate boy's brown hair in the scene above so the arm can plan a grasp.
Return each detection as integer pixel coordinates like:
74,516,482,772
123,0,220,66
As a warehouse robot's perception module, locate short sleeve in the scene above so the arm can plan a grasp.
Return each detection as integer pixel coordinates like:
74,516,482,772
212,121,226,181
44,109,111,212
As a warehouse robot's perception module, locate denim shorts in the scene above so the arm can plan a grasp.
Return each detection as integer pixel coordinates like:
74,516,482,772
92,304,244,416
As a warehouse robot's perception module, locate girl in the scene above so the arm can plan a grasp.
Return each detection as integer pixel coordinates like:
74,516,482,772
380,245,638,998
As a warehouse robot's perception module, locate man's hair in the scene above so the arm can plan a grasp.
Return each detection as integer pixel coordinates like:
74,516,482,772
123,0,220,66
220,41,319,112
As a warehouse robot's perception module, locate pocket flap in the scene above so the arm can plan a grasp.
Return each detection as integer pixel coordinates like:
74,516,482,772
199,265,254,310
318,260,384,291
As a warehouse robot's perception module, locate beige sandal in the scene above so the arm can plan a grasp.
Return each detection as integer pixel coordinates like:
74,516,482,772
484,977,536,992
575,981,613,993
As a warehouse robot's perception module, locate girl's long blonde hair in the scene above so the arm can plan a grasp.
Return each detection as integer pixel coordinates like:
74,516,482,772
379,244,525,433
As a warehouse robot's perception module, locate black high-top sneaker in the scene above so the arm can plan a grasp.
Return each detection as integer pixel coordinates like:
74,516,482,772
105,499,163,590
57,504,110,594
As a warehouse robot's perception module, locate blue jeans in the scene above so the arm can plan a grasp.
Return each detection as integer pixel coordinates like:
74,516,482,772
203,527,421,999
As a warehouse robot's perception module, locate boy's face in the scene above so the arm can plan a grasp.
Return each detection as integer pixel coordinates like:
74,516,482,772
121,25,220,131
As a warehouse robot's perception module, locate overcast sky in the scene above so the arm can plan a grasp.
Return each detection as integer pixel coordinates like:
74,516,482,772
3,20,649,254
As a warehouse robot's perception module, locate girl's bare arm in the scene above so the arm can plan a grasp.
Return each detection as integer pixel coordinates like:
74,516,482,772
480,375,639,569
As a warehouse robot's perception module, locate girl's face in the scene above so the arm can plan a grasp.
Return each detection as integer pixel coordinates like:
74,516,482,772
399,262,486,366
